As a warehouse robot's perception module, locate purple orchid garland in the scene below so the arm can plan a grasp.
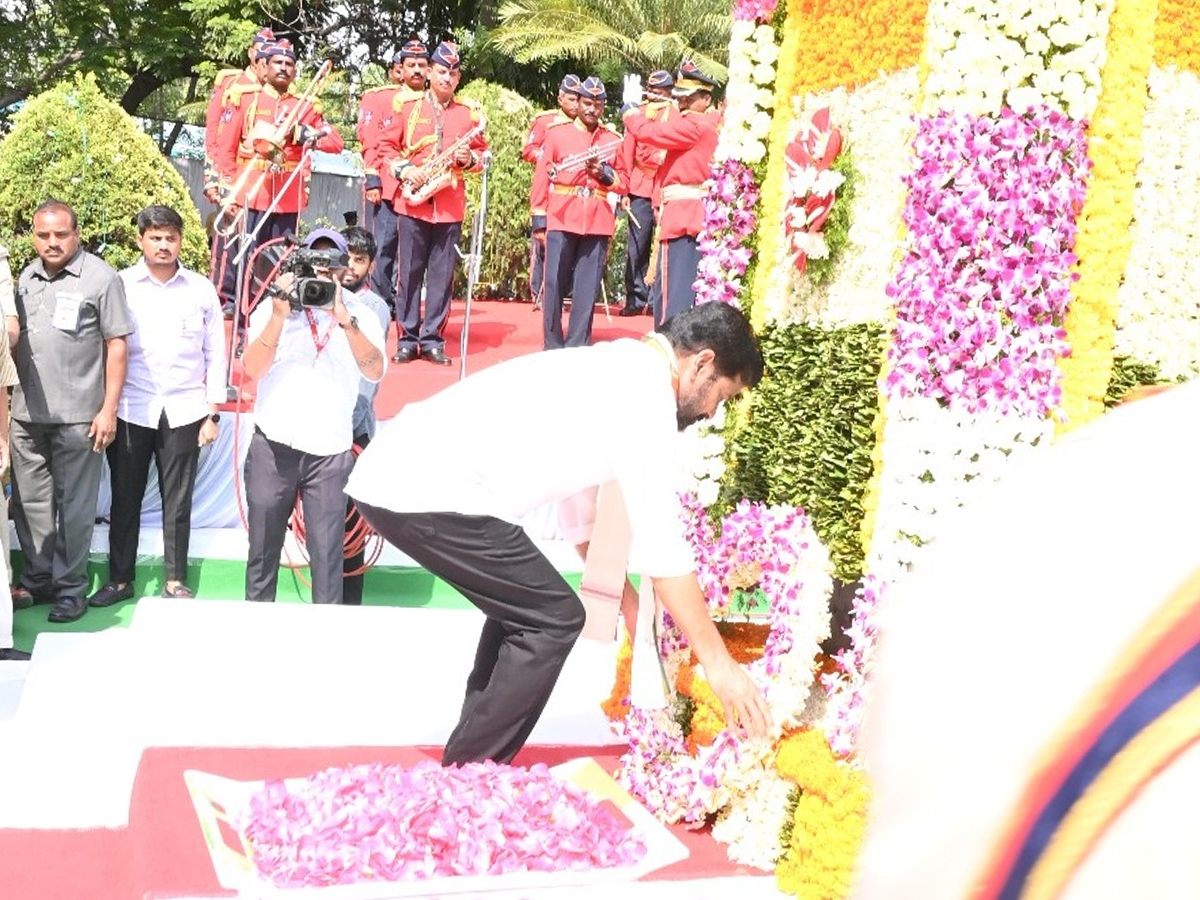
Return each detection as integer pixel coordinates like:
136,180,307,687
884,106,1091,417
694,159,762,307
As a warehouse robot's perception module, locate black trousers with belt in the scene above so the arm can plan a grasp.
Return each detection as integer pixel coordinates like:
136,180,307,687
244,429,355,605
395,215,461,355
355,503,586,765
106,412,204,584
543,230,608,350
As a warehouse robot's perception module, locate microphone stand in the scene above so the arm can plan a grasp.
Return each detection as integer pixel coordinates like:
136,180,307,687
458,151,492,381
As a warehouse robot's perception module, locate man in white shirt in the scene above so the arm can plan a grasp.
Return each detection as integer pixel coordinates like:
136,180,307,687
240,229,386,605
89,206,228,607
346,301,771,765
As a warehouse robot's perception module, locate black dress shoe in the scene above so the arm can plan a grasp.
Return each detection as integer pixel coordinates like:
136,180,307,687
88,582,135,608
619,305,645,317
48,596,88,623
11,585,54,609
424,347,452,366
392,346,418,363
0,647,32,661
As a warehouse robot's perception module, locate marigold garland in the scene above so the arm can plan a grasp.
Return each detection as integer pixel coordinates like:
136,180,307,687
1057,0,1157,431
601,636,634,722
790,0,928,95
774,728,870,899
1155,0,1200,72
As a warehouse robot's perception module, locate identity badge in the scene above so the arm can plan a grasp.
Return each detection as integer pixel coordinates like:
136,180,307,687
52,291,83,332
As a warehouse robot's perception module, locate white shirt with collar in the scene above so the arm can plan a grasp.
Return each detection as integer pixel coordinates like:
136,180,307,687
118,260,227,429
248,296,386,456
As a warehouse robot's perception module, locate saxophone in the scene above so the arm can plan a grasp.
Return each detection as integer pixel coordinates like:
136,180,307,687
394,121,487,205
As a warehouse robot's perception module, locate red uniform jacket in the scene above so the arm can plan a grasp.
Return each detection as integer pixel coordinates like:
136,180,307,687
622,106,719,241
204,67,256,190
537,119,625,237
523,109,572,217
619,100,671,201
357,85,401,194
377,92,489,225
215,84,345,214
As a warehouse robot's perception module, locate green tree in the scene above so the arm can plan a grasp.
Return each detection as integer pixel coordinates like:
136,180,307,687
0,74,208,274
487,0,731,84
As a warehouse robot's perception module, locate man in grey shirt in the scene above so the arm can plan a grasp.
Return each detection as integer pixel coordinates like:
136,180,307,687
10,199,133,623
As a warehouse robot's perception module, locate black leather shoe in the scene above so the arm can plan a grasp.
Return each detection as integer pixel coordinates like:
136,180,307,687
424,347,452,366
392,346,418,363
0,647,32,661
88,582,134,608
619,305,645,317
48,596,88,623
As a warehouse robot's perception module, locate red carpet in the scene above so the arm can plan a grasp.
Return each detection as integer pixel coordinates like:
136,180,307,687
0,745,766,898
226,299,655,419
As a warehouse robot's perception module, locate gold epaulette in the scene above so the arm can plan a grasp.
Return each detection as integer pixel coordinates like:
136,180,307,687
222,80,261,107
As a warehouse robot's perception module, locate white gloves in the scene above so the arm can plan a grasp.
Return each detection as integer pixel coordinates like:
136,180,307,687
622,73,643,109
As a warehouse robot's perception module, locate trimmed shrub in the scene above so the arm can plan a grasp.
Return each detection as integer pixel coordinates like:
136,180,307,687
0,73,208,274
456,80,535,300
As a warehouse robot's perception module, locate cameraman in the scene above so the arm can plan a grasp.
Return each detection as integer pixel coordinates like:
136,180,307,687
240,229,386,604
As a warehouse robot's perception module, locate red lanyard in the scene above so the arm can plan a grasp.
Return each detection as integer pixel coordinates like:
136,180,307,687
305,309,337,357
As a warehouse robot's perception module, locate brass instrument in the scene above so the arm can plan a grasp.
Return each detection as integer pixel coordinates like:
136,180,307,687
548,141,621,180
217,60,335,236
395,120,487,205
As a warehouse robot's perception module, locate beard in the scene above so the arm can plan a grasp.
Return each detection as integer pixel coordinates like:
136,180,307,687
341,273,366,293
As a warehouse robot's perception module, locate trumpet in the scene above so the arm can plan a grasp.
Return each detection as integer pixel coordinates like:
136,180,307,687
394,120,487,205
548,142,621,180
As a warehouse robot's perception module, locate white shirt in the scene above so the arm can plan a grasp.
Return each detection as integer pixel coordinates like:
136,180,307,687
347,339,695,577
117,261,227,428
248,296,386,456
853,378,1200,900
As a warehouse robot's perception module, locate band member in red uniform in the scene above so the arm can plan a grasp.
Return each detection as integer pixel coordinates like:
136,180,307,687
521,74,580,309
378,41,488,366
358,40,429,306
213,41,345,272
535,76,625,350
622,61,721,325
204,26,272,314
618,69,673,317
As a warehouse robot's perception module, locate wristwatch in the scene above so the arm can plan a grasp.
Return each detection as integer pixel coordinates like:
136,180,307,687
341,315,359,330
208,413,221,424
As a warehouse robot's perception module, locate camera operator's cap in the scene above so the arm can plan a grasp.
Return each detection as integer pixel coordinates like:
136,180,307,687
393,39,429,63
673,60,719,95
647,69,675,91
559,73,582,95
578,76,606,101
430,41,461,70
302,227,349,254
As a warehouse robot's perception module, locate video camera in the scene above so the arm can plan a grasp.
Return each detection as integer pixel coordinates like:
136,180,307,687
278,247,347,311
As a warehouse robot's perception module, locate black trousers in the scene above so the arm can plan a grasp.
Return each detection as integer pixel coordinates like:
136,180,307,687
106,413,204,584
543,230,608,350
244,429,355,604
356,504,585,765
623,195,655,310
366,199,400,304
395,215,461,354
529,214,548,305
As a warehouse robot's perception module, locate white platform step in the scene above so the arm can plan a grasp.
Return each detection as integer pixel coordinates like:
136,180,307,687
0,597,622,830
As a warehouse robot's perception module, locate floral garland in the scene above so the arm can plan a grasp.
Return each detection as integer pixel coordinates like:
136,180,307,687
1155,0,1200,73
774,728,871,899
921,0,1115,119
1056,0,1156,430
1113,66,1200,381
884,106,1091,419
612,495,832,865
693,5,780,309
